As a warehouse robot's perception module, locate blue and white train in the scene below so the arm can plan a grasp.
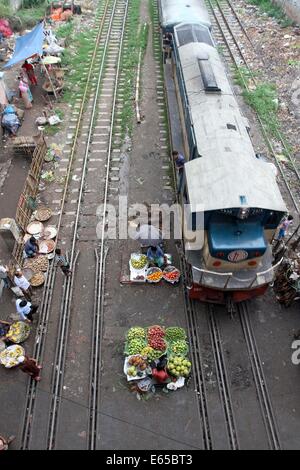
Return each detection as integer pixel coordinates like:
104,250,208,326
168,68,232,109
159,0,287,304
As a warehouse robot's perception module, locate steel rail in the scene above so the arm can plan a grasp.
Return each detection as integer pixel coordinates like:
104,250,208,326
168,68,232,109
87,0,128,448
206,0,300,213
20,263,56,449
215,0,300,185
20,0,111,450
207,305,239,449
46,0,126,449
238,302,281,450
88,247,108,450
176,246,212,449
225,0,254,48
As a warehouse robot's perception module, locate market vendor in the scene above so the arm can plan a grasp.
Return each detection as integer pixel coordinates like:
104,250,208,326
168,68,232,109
24,236,39,258
151,356,170,384
147,245,165,268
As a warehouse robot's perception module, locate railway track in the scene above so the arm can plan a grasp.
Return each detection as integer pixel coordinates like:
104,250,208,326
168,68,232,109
20,0,129,449
238,302,281,450
205,0,300,213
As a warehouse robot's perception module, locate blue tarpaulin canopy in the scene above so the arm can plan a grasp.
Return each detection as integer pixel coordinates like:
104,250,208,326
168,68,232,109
3,22,44,69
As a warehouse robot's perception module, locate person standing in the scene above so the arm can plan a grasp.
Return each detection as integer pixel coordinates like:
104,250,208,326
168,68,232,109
14,270,32,299
18,355,42,382
22,60,38,86
54,248,72,276
277,215,294,241
172,150,185,194
18,75,33,109
15,298,38,322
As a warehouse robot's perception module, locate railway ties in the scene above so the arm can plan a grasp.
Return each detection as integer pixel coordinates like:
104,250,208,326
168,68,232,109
207,305,239,450
238,303,281,450
20,0,129,450
206,0,300,214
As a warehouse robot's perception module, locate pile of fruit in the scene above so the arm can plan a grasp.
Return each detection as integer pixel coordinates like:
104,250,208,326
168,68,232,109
169,339,188,355
128,355,147,372
163,266,180,283
124,325,192,382
127,327,146,341
167,356,191,378
146,268,163,283
126,355,147,378
0,345,25,368
141,346,164,361
130,254,148,270
165,327,186,342
147,326,166,352
6,322,31,343
126,337,146,355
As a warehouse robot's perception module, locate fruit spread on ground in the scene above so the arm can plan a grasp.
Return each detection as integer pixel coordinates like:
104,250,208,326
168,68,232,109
124,325,191,389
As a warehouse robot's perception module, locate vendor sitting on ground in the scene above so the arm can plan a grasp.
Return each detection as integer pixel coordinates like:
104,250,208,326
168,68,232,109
24,236,39,258
147,245,165,268
151,355,170,384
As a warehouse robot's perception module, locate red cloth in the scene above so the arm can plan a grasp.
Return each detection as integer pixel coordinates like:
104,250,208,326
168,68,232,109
152,368,169,383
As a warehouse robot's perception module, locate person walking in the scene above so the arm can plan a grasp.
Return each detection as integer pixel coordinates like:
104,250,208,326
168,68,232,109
54,248,72,276
18,355,42,382
15,298,38,322
14,270,32,299
172,150,185,194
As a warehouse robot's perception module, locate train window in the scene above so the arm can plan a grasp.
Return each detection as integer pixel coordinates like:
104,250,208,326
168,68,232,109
176,28,195,46
175,24,213,47
227,124,237,131
198,59,221,92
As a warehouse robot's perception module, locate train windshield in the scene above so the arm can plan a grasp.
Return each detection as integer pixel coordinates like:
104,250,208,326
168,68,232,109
175,23,213,47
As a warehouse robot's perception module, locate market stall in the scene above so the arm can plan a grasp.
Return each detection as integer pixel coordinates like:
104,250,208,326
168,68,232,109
124,252,181,285
123,325,191,395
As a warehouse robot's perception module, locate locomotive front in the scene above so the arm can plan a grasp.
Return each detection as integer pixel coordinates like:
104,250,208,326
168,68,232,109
171,23,287,305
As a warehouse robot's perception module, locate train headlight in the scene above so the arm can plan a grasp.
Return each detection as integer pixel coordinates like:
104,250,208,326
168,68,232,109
238,207,250,219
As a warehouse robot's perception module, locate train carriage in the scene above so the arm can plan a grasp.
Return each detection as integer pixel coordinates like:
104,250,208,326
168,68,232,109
161,11,287,305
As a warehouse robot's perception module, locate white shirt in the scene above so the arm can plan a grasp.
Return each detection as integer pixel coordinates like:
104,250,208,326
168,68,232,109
14,275,30,291
16,299,32,320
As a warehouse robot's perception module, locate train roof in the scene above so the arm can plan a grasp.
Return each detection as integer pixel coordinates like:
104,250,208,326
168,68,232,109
159,0,212,31
177,42,286,213
185,155,287,213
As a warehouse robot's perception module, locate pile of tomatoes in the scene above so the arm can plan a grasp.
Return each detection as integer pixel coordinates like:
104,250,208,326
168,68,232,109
148,326,166,351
